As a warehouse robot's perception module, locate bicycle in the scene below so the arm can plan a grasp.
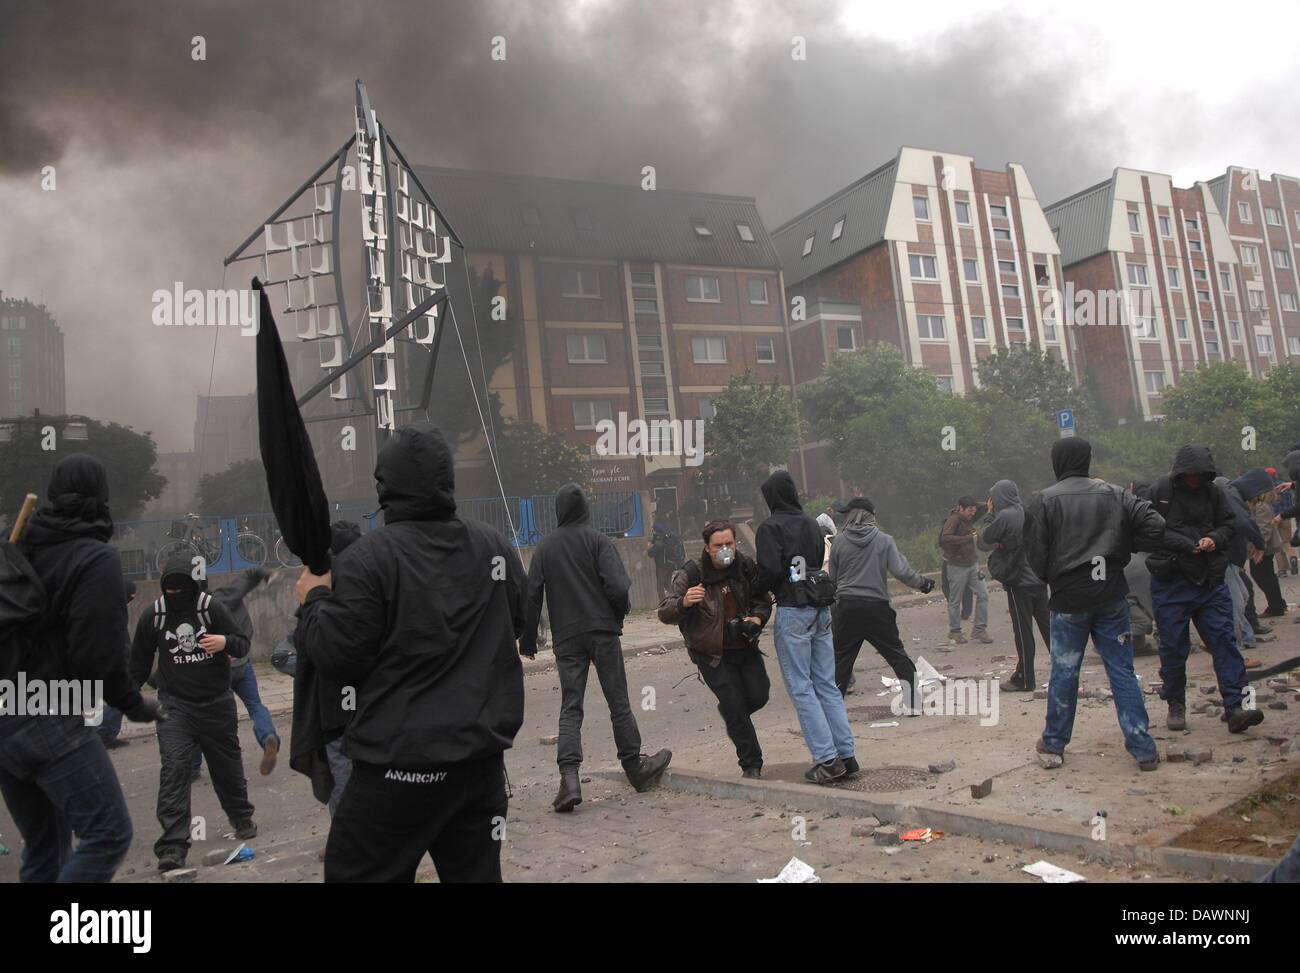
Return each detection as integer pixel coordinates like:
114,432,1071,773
273,532,303,568
155,513,268,573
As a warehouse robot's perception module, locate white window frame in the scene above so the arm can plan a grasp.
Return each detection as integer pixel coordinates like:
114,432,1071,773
990,203,1008,218
1127,263,1150,287
963,258,979,282
755,337,776,363
566,333,608,364
685,275,721,303
1238,202,1251,223
1290,336,1300,357
572,399,612,430
802,234,815,257
916,315,945,341
935,375,955,393
1188,239,1203,253
831,216,845,241
913,196,931,221
1144,371,1166,395
1134,316,1157,339
955,201,971,225
836,326,857,351
1127,211,1141,233
1005,316,1025,333
1175,317,1189,341
1258,333,1275,355
1219,271,1233,292
970,316,988,341
993,228,1012,242
1242,244,1259,266
908,254,939,280
1167,266,1181,289
1282,293,1299,312
1275,249,1292,270
735,222,755,242
1159,215,1172,237
998,259,1017,275
691,335,727,363
561,268,601,299
747,278,769,305
1001,283,1020,298
1265,207,1282,226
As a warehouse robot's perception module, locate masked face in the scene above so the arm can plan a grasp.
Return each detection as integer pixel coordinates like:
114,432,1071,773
1184,474,1201,490
707,530,737,568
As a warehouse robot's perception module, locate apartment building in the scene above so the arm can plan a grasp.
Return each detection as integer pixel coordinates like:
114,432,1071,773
0,293,66,418
1045,168,1242,421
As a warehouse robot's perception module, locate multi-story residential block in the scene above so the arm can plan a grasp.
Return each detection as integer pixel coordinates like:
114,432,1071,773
771,146,1067,492
1045,168,1242,422
194,393,258,478
413,166,791,513
0,293,66,418
1207,167,1300,369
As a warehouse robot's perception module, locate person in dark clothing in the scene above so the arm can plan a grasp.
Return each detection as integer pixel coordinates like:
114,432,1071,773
1215,473,1272,649
294,423,526,883
1247,481,1287,617
756,470,857,784
940,497,991,643
826,497,934,704
522,483,671,813
979,479,1050,692
1023,437,1166,771
96,579,138,750
646,514,685,595
0,455,163,882
658,519,771,778
1146,445,1263,736
131,552,255,871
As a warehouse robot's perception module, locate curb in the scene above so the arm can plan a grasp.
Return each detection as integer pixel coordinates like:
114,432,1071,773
621,768,1277,882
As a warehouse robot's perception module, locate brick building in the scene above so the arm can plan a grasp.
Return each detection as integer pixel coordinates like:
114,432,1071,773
771,146,1068,493
414,166,791,514
0,293,66,419
1045,168,1243,422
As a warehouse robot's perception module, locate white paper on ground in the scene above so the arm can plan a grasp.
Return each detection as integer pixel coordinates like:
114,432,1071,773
869,720,900,728
1022,860,1086,883
758,856,821,883
882,655,946,692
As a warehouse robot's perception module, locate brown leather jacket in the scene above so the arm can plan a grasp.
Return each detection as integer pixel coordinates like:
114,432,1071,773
657,550,772,666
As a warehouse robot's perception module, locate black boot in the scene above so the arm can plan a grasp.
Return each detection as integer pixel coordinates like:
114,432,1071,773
552,771,582,813
623,750,672,793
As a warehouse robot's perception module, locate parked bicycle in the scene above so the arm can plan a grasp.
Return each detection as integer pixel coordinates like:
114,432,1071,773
154,513,268,573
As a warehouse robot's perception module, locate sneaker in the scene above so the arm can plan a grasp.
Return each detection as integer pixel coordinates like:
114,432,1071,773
1227,708,1265,733
259,735,280,776
1167,700,1187,732
1138,754,1160,772
233,819,258,841
1035,739,1063,769
741,766,762,780
971,630,994,644
1254,632,1278,643
157,852,186,873
949,631,968,644
804,758,847,784
841,756,861,779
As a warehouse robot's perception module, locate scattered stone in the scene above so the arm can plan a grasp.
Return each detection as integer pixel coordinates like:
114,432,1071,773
850,820,883,837
1232,756,1245,763
983,855,996,863
991,655,1007,662
1200,685,1216,695
970,778,994,799
1268,701,1289,710
163,868,198,884
929,760,956,774
539,735,559,745
1190,748,1213,767
1166,746,1185,763
202,848,234,867
1033,690,1047,700
1205,706,1221,718
872,825,901,846
1191,701,1211,714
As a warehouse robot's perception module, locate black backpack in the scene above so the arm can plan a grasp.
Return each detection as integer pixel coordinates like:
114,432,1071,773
0,542,49,684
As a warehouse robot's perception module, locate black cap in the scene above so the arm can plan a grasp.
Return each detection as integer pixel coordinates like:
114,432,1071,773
832,496,874,514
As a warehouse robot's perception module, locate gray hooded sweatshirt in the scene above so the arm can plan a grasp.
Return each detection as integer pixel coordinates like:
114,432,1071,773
827,514,926,601
977,479,1042,588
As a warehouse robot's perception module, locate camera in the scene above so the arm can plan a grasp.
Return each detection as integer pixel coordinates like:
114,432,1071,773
727,616,762,642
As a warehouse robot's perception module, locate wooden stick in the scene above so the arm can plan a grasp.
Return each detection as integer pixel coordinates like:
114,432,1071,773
8,493,38,544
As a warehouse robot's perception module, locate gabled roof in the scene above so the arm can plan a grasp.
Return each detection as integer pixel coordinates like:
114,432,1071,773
770,158,898,286
1043,178,1114,268
412,166,780,269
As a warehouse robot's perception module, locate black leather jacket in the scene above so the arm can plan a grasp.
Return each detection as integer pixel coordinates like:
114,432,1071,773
1024,476,1174,587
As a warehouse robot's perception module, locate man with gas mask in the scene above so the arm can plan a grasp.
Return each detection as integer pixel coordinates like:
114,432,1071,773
658,519,772,778
130,554,256,872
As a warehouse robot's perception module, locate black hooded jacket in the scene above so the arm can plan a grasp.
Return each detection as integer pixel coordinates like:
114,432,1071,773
1217,473,1268,568
1023,437,1171,611
1147,445,1235,586
130,553,249,703
755,470,825,607
521,483,631,653
295,422,526,769
14,455,142,713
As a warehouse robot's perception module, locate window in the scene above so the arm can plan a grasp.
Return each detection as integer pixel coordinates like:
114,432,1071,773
1228,319,1241,341
638,332,665,376
1043,318,1058,342
1188,239,1203,253
963,258,978,282
1265,207,1282,226
908,254,939,280
1198,290,1211,304
755,337,776,363
631,271,655,288
1296,211,1300,231
685,275,721,302
566,333,607,363
1176,318,1189,340
699,399,716,420
1220,271,1233,292
916,315,945,340
561,268,601,298
1275,249,1292,270
990,203,1008,218
1159,215,1172,237
955,201,971,225
971,316,988,341
521,205,541,226
1184,217,1199,234
1283,293,1299,312
1127,211,1141,233
1203,316,1217,334
1291,336,1300,357
691,221,713,238
1258,333,1275,355
1250,290,1265,309
1005,316,1025,332
572,208,593,230
643,396,670,417
1167,267,1182,289
1193,268,1208,282
747,279,769,304
735,222,755,242
998,259,1017,275
633,297,658,315
691,336,727,363
1239,202,1252,223
1035,262,1050,287
913,196,931,221
831,216,845,241
572,399,612,430
836,326,857,351
1144,371,1166,394
1242,244,1259,265
935,375,955,393
7,358,20,378
802,234,815,257
1001,283,1020,298
993,228,1012,242
1134,316,1156,338
1127,264,1150,287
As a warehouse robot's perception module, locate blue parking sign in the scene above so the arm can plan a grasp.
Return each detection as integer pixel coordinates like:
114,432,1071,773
1057,409,1075,437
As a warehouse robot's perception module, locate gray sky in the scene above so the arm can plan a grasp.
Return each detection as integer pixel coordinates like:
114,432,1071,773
2,0,1298,450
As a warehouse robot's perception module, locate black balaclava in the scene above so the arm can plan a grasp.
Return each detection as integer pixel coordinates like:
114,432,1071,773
1051,437,1092,481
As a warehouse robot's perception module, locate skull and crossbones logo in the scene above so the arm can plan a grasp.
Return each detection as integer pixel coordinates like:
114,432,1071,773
165,622,207,655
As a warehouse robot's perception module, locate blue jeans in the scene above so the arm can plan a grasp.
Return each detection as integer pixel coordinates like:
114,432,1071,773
1041,598,1157,763
1260,834,1300,883
0,715,133,882
773,605,855,765
1150,575,1247,709
97,704,124,745
193,663,278,774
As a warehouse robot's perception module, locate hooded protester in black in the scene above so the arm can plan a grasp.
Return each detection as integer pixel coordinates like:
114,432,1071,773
521,483,631,655
977,479,1041,588
1148,445,1235,586
295,422,527,769
1051,437,1092,481
756,470,824,606
1218,473,1267,568
16,455,143,713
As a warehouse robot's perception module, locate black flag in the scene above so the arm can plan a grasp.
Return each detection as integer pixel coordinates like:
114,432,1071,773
253,278,332,575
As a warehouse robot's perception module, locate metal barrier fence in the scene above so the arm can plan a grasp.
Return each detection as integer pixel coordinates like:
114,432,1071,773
114,492,643,579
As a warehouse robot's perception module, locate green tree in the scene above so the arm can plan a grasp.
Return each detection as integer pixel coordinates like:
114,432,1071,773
976,344,1094,426
194,458,271,517
495,419,589,497
0,417,165,522
705,370,799,508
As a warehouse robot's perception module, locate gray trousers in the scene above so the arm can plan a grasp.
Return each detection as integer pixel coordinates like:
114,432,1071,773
325,737,353,817
554,631,642,770
1224,564,1255,649
945,563,989,633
